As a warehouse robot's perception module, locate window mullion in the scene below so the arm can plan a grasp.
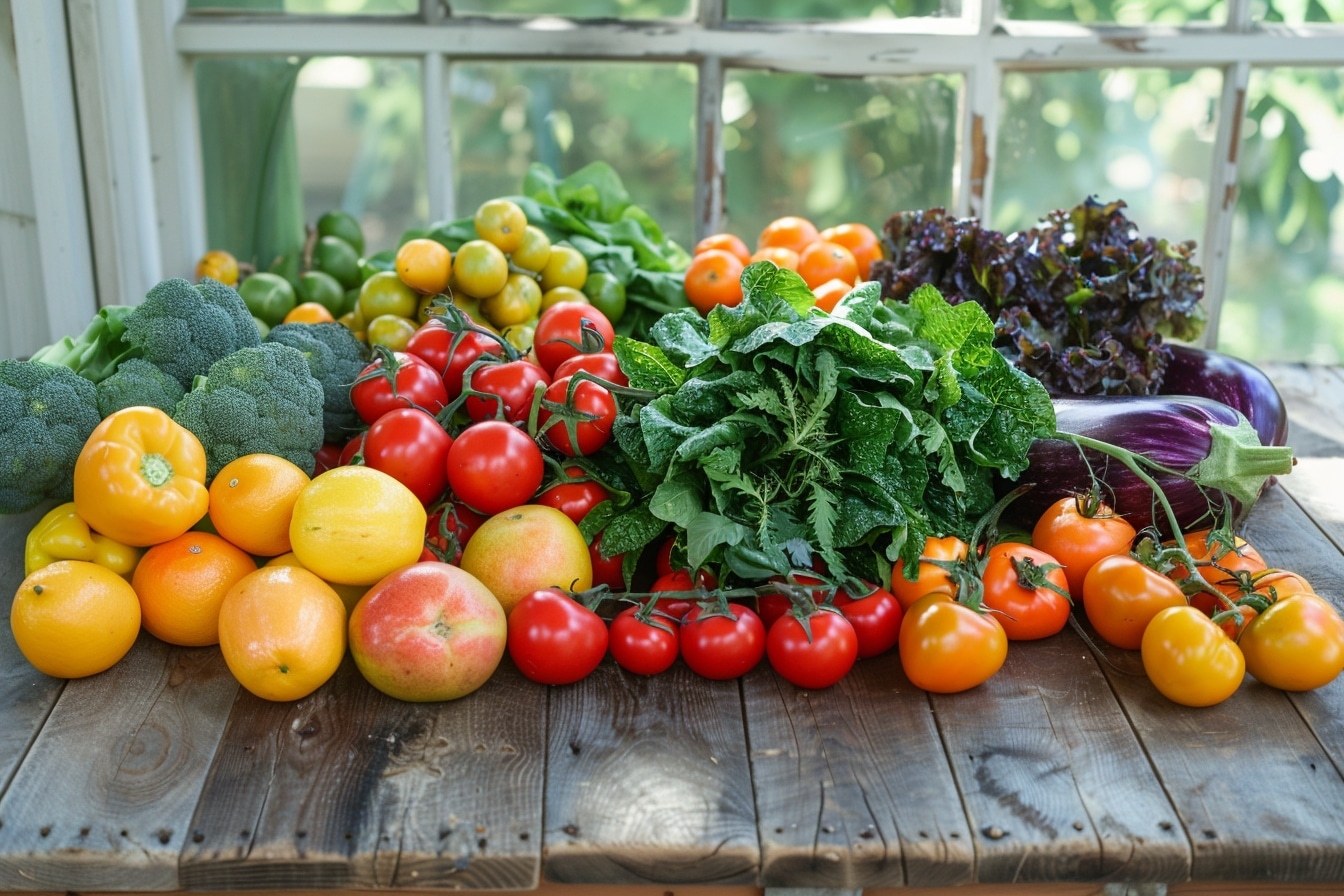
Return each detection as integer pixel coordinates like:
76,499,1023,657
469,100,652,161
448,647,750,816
962,0,1002,221
423,51,453,223
695,0,726,242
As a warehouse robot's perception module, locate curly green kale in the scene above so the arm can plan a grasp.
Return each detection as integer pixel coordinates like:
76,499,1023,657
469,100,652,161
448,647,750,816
264,321,369,444
94,358,186,418
0,360,103,513
172,342,325,482
123,277,262,391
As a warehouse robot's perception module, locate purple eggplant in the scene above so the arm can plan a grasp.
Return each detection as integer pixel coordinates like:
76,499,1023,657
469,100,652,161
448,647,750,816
1159,343,1289,448
1001,393,1295,536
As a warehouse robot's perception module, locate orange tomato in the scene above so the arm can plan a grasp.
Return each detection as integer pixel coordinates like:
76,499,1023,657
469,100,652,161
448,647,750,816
811,278,852,313
395,238,453,295
796,240,859,290
694,232,752,266
10,560,142,679
819,223,883,280
208,453,312,557
757,215,819,254
683,248,745,316
891,535,970,611
749,246,800,271
283,302,337,324
132,531,257,647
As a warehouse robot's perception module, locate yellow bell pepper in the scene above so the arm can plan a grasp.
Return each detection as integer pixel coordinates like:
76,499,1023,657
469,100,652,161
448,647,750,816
73,406,210,547
24,502,144,580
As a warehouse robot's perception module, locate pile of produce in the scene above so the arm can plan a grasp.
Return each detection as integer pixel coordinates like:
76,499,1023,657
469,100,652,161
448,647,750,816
3,173,1337,712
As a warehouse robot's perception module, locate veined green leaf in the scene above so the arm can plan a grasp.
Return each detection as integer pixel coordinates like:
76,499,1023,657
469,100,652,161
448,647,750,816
613,335,686,393
687,512,752,571
649,471,705,529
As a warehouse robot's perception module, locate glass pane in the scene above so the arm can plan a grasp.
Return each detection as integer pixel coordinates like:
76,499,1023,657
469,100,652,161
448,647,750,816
1251,0,1344,23
450,0,690,17
187,0,417,13
451,62,696,247
993,68,1219,250
727,0,951,19
722,71,960,248
999,0,1219,25
1222,67,1344,364
293,57,426,252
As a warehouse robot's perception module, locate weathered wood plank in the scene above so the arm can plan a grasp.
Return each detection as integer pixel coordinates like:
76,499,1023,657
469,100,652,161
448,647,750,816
542,660,759,885
0,635,237,891
180,655,544,891
0,502,65,797
744,650,974,890
936,625,1188,885
1260,363,1344,458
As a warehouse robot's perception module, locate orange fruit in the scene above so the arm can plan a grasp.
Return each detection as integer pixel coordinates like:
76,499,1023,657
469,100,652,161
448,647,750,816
208,453,312,557
812,278,853,313
395,238,453,295
757,215,819,254
289,465,427,586
749,246,800,271
265,552,369,615
195,249,240,286
797,240,859,290
819,222,883,280
11,560,142,678
683,248,745,316
217,565,347,702
458,504,592,616
131,531,257,647
283,302,337,324
694,233,752,266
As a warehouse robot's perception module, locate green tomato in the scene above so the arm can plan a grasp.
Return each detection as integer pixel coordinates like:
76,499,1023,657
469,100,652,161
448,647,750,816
296,270,347,317
583,271,627,323
238,272,297,327
359,249,397,284
317,209,365,256
313,235,362,290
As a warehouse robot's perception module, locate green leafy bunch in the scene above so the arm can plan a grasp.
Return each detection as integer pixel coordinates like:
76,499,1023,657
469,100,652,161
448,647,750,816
583,262,1057,589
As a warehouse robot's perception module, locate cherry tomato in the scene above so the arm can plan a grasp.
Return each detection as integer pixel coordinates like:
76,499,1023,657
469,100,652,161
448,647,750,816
445,420,544,515
898,593,1007,694
313,442,343,475
464,359,551,424
1171,529,1268,612
350,351,449,424
979,542,1072,641
422,501,487,564
831,582,902,659
680,604,766,680
360,407,453,506
589,533,626,591
891,535,969,611
532,301,616,375
1030,495,1137,597
508,587,609,685
766,608,858,689
535,466,610,525
609,606,680,676
1238,593,1344,691
1246,568,1315,604
405,320,504,400
1140,605,1245,707
756,591,793,632
553,351,629,388
539,376,617,457
654,536,679,577
651,568,717,621
1081,554,1188,651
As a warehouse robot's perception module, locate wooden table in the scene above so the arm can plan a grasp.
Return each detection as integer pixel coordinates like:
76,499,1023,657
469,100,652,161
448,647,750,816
4,364,1344,896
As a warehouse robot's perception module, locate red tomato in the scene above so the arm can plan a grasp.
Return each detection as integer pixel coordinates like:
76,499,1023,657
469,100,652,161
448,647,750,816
979,542,1072,641
360,407,453,506
1238,593,1344,691
553,351,629,388
1030,496,1137,597
756,591,793,632
1081,554,1188,651
766,608,858,689
464,359,551,424
651,568,717,621
538,376,617,457
422,501,487,565
406,320,504,400
508,587,609,685
654,536,679,577
680,604,766,680
338,432,366,466
533,301,616,375
313,442,343,475
1140,605,1245,707
609,606,679,676
588,533,626,591
535,466,610,525
445,420,544,515
891,535,969,611
351,351,449,424
831,583,902,658
898,594,1007,694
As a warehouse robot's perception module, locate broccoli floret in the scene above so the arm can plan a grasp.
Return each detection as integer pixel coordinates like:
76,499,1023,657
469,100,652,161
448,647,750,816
27,305,140,383
95,358,187,418
265,322,369,443
123,277,262,391
0,360,103,513
172,342,325,482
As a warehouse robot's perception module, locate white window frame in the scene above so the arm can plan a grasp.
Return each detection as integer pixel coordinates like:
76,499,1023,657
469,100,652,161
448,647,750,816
59,0,1344,350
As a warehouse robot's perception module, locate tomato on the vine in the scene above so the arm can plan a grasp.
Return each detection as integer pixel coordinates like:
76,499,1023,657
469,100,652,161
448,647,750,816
421,500,487,564
338,432,366,466
553,351,629,388
589,533,626,591
538,376,617,457
507,587,608,685
609,606,679,676
680,604,766,680
979,542,1072,641
351,351,449,424
891,535,969,611
445,420,544,515
1141,605,1245,707
766,607,858,689
535,466,610,525
831,582,902,659
532,301,616,375
898,593,1007,693
1030,495,1137,597
1238,593,1344,691
405,320,504,400
361,407,452,506
651,568,717,620
1082,554,1188,650
313,442,343,475
1170,529,1267,611
464,359,550,425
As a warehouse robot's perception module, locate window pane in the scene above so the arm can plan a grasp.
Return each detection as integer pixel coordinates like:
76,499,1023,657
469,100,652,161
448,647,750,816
1251,0,1344,23
1222,67,1344,364
999,0,1219,25
450,0,690,17
187,0,417,13
451,62,696,247
993,68,1219,250
723,71,960,246
727,0,951,19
